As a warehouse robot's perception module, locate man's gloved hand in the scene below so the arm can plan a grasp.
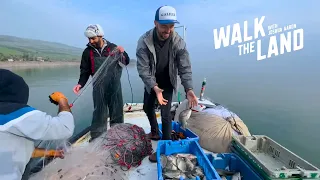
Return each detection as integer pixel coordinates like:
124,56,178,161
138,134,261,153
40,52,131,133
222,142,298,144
49,92,68,105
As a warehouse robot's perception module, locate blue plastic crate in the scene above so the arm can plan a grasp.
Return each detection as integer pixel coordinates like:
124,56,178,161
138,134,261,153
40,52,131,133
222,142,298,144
158,121,199,142
156,140,221,180
206,153,263,180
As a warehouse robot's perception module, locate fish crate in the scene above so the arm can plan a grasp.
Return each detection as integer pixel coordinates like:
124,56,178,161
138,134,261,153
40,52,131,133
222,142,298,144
156,140,221,180
158,121,199,142
231,135,320,180
206,153,263,180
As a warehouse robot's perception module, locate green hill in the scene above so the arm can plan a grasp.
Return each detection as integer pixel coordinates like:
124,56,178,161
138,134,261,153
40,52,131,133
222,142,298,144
0,35,83,61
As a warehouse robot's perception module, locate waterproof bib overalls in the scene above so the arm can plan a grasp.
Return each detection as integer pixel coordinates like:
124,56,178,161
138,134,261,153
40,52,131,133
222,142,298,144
89,47,124,139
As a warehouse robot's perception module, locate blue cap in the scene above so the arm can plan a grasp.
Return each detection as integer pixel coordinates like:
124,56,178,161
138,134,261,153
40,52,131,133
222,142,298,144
155,5,180,24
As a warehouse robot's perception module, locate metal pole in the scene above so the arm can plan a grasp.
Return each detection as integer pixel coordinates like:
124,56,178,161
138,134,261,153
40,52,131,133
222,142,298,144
174,25,186,104
183,26,186,43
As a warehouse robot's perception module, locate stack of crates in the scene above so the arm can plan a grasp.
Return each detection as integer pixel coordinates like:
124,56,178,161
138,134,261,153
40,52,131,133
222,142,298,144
230,135,320,180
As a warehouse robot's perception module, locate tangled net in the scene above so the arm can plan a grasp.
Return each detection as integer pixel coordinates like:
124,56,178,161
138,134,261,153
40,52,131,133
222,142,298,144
27,49,147,179
29,123,153,180
103,123,153,171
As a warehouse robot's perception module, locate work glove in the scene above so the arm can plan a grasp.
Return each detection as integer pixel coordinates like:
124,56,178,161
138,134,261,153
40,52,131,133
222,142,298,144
32,148,65,159
49,92,68,105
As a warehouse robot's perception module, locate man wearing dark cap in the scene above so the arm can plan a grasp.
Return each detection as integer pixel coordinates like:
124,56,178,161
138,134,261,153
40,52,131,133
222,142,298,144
136,5,198,162
0,69,75,180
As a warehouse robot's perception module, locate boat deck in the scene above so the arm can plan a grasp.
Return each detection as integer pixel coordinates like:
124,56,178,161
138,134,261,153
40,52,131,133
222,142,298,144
29,109,211,180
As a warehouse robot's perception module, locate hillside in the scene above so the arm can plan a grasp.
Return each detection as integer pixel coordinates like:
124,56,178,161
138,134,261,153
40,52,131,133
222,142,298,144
0,35,83,61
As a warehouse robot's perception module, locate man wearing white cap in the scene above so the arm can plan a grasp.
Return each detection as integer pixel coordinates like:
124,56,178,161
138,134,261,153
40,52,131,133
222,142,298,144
73,24,130,141
136,5,198,162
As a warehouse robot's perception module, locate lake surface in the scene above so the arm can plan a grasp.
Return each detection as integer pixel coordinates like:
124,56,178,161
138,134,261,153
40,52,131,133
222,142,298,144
10,62,320,168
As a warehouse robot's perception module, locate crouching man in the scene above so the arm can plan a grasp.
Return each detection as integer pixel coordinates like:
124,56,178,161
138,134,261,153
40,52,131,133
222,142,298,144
0,69,75,180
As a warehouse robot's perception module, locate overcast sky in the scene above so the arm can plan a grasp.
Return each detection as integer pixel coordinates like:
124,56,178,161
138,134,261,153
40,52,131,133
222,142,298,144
0,0,318,62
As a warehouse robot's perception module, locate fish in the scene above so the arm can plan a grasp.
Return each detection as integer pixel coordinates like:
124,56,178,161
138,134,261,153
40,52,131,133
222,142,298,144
162,153,207,180
178,108,192,130
216,169,237,176
184,157,195,171
231,172,241,180
161,155,178,171
217,169,242,180
177,157,187,171
192,166,204,178
162,170,181,179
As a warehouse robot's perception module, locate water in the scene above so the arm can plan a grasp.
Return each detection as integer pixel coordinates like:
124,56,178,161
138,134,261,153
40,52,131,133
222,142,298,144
9,62,320,168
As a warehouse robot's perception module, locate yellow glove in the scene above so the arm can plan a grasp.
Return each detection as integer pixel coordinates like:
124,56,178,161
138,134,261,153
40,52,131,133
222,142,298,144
49,92,68,105
32,148,65,159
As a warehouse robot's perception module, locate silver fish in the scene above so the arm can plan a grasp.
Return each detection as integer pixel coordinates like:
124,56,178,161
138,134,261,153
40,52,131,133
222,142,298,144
177,157,187,171
163,170,181,179
231,172,241,180
192,166,204,178
162,155,178,171
184,157,195,171
216,169,237,176
179,108,192,130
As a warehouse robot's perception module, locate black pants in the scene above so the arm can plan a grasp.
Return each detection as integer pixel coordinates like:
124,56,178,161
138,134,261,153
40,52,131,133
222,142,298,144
21,162,32,180
90,80,124,139
143,87,173,140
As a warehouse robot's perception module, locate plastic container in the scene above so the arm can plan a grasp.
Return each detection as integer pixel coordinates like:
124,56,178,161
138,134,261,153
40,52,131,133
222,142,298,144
158,121,199,142
206,153,263,180
231,135,320,179
156,140,221,180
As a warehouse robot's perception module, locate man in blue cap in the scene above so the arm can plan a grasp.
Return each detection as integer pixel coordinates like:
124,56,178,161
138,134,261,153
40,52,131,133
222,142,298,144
136,5,198,162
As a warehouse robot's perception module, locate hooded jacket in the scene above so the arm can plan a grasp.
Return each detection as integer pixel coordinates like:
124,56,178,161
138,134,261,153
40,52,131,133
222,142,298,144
0,69,75,180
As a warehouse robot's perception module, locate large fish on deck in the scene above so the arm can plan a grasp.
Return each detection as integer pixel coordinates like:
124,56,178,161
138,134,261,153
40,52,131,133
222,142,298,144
178,108,192,130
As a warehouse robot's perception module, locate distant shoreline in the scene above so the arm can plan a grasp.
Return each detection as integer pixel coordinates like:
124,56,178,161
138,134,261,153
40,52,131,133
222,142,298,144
0,61,80,69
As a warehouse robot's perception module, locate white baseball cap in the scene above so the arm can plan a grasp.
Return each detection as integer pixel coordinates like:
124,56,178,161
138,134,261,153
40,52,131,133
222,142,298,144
84,24,104,38
155,5,179,24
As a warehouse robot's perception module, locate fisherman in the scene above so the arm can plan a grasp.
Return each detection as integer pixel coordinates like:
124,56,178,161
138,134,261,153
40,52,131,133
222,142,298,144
73,24,130,141
0,69,75,180
136,5,198,162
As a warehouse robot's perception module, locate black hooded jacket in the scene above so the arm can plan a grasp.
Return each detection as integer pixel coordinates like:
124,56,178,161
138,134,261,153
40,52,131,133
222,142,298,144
0,69,30,115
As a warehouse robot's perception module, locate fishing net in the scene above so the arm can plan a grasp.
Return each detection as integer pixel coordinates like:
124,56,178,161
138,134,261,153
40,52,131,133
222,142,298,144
29,123,153,180
72,48,126,135
102,123,153,170
28,50,153,179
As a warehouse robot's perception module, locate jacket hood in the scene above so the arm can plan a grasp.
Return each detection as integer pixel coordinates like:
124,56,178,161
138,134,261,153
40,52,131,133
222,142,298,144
0,69,29,113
